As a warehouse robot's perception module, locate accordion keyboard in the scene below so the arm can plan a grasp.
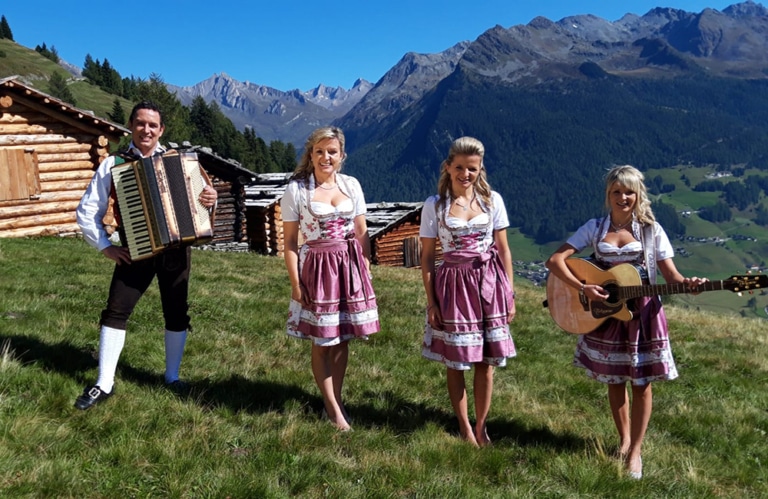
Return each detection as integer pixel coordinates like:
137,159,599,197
112,162,154,260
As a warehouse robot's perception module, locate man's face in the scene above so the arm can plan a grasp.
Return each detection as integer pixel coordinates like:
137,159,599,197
129,108,164,157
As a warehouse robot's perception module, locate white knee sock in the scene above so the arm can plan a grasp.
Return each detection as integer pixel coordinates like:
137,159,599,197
164,329,187,384
95,326,126,393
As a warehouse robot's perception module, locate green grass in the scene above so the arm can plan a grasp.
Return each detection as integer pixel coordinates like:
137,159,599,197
0,237,767,497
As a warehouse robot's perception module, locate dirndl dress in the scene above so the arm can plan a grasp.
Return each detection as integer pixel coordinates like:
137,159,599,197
420,193,516,370
282,174,380,346
567,217,679,385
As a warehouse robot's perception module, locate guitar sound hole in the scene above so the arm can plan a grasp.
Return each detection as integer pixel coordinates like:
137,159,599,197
603,283,620,304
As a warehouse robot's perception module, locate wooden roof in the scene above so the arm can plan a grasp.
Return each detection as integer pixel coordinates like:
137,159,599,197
366,202,423,239
169,142,256,183
0,75,130,139
245,172,292,208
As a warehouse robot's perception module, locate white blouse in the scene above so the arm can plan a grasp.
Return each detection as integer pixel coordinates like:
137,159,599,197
420,191,509,254
281,173,367,242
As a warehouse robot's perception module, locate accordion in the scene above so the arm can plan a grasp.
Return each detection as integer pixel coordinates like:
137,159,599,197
111,151,214,261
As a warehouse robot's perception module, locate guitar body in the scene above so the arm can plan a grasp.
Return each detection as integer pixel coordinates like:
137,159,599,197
546,259,643,334
547,258,764,334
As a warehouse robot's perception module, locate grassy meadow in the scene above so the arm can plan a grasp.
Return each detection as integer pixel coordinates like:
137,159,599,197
0,237,766,498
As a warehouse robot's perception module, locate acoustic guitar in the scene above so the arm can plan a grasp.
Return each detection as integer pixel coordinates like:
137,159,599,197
546,258,767,334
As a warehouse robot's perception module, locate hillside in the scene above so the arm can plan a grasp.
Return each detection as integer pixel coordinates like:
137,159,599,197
3,4,768,310
0,38,132,123
0,237,766,497
336,2,768,247
342,58,768,244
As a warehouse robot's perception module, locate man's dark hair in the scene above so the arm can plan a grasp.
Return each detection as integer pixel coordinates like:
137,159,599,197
128,101,163,126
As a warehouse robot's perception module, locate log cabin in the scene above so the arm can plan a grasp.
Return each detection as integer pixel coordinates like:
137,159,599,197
366,202,428,267
170,143,256,250
244,172,291,256
0,76,129,238
245,179,428,266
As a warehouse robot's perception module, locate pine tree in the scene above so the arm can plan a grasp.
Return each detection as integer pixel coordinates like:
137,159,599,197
189,96,215,145
47,45,60,63
82,54,100,83
281,142,298,172
121,76,138,100
107,98,125,125
99,59,122,95
0,15,14,41
132,74,193,145
48,71,76,106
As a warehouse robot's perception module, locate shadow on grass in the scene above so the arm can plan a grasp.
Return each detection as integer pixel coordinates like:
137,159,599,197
1,334,96,384
347,389,586,453
0,334,319,414
1,334,586,451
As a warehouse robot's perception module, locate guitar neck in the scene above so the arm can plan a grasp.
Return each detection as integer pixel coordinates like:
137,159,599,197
620,280,725,299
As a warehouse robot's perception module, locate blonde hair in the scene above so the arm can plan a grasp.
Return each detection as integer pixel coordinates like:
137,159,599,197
437,136,493,208
604,165,655,224
291,126,346,181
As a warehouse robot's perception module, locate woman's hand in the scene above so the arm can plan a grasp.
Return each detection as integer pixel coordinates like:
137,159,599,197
684,276,709,295
291,283,311,306
582,283,609,302
507,299,516,324
427,304,443,330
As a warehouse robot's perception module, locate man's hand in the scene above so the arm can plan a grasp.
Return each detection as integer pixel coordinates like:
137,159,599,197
199,185,217,208
102,245,131,265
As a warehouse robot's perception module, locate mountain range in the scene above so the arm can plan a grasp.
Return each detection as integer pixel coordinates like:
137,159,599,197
55,1,768,244
336,1,768,242
168,76,373,147
171,2,768,146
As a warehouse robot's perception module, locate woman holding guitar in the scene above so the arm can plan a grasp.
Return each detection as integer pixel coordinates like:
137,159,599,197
546,165,706,479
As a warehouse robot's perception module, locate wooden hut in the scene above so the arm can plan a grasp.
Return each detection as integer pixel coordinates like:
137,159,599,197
171,143,255,250
366,202,425,267
0,76,129,238
245,172,291,256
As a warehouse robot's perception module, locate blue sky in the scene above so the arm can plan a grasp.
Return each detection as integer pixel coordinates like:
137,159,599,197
2,1,740,91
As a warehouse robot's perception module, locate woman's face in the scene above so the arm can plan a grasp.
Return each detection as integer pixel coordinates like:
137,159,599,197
445,154,482,192
609,182,637,217
311,137,343,177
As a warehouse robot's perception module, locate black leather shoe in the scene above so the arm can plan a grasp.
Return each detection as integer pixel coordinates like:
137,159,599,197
166,379,190,395
74,385,112,410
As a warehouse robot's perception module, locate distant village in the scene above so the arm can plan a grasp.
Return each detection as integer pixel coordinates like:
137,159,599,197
514,228,763,288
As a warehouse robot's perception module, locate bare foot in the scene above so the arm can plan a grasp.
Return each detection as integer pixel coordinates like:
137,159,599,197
617,444,630,459
460,430,480,447
476,425,492,447
625,454,643,479
321,408,352,432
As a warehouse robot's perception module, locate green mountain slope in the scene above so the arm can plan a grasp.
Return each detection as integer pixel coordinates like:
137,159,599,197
0,38,131,122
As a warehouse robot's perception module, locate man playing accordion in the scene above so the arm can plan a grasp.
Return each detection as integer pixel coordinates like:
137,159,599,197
74,101,217,410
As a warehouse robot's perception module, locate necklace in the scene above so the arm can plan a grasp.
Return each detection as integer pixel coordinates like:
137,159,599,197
453,192,476,212
610,218,632,232
315,174,337,191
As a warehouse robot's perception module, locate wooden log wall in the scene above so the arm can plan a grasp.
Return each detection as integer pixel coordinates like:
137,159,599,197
209,177,248,244
0,100,111,238
373,221,422,266
247,202,285,256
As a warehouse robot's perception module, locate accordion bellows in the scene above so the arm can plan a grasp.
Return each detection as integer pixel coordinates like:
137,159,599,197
112,151,214,261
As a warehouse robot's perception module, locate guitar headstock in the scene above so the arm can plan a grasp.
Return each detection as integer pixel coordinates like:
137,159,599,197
725,274,768,293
